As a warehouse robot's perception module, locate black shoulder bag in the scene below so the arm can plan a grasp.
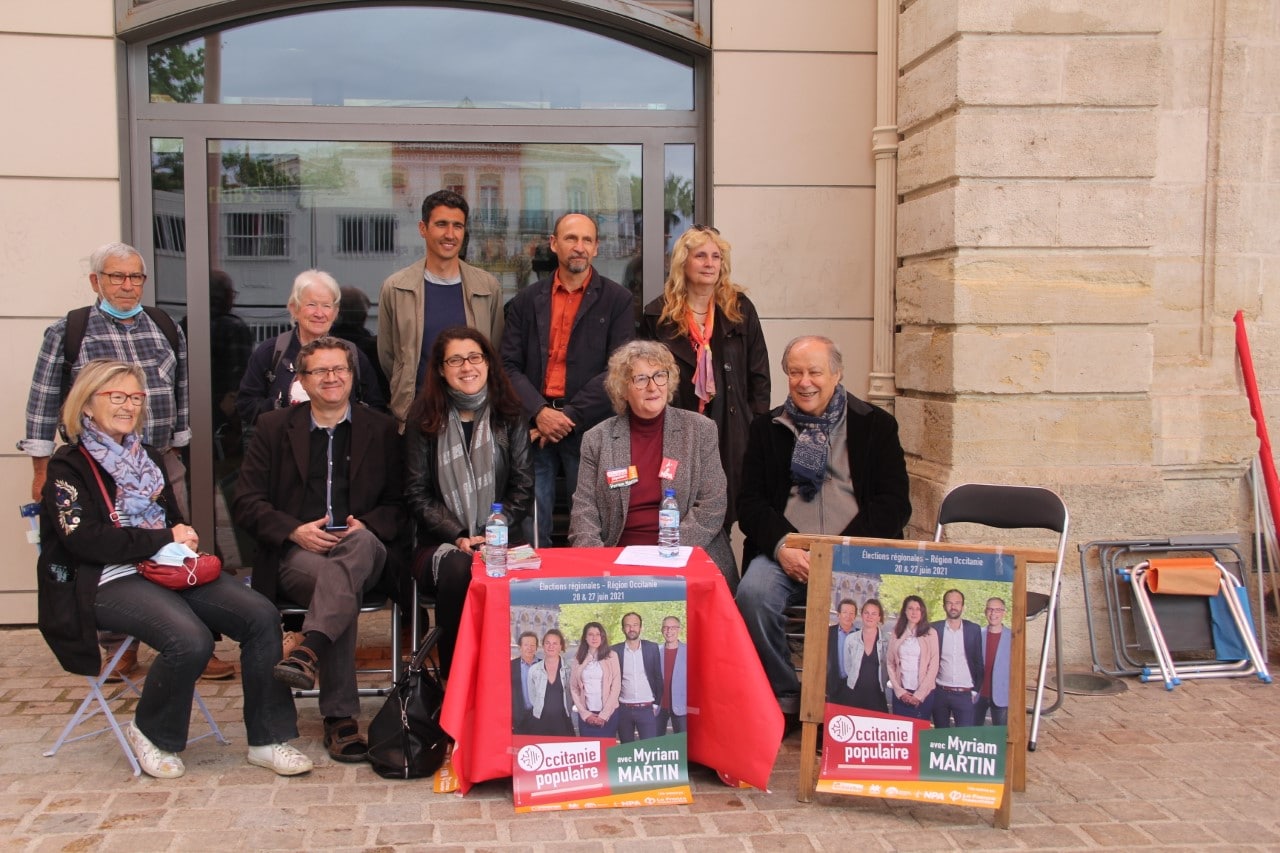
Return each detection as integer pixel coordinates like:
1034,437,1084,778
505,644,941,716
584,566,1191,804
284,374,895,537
365,631,450,779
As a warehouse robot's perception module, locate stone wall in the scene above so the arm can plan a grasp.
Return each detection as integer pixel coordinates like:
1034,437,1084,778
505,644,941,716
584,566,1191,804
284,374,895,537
895,0,1277,667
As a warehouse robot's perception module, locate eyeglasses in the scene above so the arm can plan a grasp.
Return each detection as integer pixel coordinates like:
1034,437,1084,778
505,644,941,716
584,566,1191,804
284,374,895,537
630,370,670,389
690,224,720,235
299,365,351,378
98,271,148,286
443,352,486,368
96,390,147,406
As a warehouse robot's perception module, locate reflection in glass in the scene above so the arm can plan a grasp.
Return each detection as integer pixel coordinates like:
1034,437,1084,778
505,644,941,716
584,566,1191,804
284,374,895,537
149,6,693,110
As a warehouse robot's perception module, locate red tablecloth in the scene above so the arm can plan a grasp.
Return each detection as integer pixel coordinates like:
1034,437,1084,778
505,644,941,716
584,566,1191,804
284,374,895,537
440,547,783,793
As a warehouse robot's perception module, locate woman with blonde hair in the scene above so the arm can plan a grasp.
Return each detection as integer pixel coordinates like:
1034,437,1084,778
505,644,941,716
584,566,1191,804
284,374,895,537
37,360,310,779
640,226,770,548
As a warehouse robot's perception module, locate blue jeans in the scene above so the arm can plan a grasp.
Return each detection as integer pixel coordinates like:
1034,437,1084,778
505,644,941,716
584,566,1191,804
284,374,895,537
974,695,1008,725
577,710,619,739
892,690,936,721
94,572,297,753
735,554,807,702
616,704,660,742
527,437,581,548
932,687,978,728
656,708,687,734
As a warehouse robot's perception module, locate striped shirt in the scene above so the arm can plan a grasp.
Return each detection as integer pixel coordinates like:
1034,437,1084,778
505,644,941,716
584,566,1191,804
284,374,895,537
21,304,190,456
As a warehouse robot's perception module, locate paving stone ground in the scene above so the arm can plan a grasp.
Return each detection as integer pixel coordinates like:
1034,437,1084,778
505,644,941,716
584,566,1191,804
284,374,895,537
3,618,1278,852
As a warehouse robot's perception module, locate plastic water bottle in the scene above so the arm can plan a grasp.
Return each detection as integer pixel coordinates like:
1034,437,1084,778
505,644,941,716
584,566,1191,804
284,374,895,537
485,502,508,577
658,489,680,558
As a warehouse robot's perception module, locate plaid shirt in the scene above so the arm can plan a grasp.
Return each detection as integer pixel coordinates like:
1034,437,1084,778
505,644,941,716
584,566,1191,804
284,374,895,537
21,303,191,456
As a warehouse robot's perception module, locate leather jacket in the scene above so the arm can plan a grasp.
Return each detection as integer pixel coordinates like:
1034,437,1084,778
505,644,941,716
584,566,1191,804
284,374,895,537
404,411,534,545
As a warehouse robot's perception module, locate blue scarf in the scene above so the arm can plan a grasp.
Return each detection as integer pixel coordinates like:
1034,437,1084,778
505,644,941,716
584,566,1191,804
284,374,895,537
97,298,144,321
79,416,167,529
783,384,847,501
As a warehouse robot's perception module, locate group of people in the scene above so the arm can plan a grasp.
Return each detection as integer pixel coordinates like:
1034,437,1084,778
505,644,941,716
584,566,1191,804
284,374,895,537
825,590,1012,727
27,183,923,780
511,613,687,739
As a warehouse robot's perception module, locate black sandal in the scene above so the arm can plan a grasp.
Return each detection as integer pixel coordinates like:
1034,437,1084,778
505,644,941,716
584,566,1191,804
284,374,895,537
272,646,319,690
324,717,367,763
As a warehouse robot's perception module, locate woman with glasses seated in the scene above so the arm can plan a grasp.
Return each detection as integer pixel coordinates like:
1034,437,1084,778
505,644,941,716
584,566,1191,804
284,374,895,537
404,326,532,677
639,225,770,578
36,360,311,779
568,340,736,587
235,269,385,431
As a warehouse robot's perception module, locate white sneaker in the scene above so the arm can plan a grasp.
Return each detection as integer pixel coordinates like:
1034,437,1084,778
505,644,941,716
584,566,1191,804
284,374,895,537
125,721,185,779
247,742,314,776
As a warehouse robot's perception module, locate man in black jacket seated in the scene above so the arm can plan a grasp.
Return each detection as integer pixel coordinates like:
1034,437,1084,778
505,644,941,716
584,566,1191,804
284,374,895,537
735,335,911,716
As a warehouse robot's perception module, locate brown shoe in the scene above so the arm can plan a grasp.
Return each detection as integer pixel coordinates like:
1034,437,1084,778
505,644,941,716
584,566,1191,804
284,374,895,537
100,645,140,684
200,653,236,681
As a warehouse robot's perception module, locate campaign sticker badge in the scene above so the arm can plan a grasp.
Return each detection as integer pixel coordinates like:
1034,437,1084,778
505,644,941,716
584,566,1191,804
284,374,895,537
606,466,639,489
658,458,679,480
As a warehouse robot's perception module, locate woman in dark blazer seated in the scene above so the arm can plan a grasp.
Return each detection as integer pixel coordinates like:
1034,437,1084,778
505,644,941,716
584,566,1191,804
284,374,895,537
567,339,736,588
37,360,309,779
404,326,532,677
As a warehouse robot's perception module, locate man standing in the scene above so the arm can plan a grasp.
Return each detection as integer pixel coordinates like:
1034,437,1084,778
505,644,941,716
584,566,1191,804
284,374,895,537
656,616,688,734
379,190,504,426
501,213,635,546
931,589,984,729
611,612,664,742
976,597,1012,725
736,336,911,716
21,242,233,682
233,337,405,763
511,631,540,734
827,599,860,706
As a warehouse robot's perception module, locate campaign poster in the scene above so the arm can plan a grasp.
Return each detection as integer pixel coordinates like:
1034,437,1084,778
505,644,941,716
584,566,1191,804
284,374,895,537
817,544,1014,810
509,575,691,812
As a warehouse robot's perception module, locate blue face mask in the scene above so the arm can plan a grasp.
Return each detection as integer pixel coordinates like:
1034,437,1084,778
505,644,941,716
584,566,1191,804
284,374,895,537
98,298,144,320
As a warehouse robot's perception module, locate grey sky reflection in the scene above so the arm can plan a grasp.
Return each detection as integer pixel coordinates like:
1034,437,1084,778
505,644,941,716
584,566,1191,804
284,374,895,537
201,6,692,109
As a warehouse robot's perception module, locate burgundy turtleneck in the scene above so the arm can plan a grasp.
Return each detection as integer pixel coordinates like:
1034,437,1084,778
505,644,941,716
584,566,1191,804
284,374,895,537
618,407,666,546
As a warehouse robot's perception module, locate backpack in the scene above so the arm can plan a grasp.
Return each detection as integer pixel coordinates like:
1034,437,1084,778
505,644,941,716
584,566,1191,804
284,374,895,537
61,305,182,402
264,330,364,405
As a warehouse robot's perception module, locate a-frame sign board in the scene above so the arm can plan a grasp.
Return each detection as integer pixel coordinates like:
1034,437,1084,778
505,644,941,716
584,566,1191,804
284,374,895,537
788,535,1051,830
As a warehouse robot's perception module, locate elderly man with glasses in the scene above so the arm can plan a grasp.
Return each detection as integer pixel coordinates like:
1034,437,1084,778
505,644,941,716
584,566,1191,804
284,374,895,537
19,242,240,682
233,337,405,765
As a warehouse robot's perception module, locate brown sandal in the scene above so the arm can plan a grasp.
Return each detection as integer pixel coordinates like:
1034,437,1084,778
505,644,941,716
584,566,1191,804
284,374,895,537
324,717,367,763
272,646,318,690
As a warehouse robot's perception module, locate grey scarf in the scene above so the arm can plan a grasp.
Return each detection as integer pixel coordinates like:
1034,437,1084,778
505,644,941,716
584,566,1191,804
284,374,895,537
432,388,496,581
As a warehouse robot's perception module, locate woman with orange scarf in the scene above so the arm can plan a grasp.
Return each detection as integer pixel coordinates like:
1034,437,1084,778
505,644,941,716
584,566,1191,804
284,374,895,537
640,226,770,562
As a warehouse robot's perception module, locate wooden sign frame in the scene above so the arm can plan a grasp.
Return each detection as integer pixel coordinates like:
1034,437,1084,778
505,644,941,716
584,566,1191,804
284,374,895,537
788,535,1054,829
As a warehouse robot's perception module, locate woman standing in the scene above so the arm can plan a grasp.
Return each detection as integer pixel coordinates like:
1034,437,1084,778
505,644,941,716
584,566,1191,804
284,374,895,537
569,622,620,738
568,340,736,588
37,360,310,779
404,326,532,678
640,226,770,537
885,595,939,720
844,598,893,714
236,269,385,428
526,629,575,736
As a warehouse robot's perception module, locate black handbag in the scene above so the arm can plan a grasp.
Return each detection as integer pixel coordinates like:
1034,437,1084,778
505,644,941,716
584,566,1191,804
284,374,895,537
366,630,450,779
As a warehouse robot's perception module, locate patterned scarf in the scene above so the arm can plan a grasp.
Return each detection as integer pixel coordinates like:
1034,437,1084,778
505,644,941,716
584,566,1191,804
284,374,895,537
432,387,497,581
79,415,167,529
687,308,716,413
783,384,847,502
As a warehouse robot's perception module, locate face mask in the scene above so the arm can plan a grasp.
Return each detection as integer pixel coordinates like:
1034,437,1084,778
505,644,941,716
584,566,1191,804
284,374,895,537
98,298,144,320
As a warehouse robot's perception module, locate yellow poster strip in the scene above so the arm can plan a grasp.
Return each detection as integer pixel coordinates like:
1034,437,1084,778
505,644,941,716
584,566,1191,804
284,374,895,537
814,778,1005,811
515,785,693,813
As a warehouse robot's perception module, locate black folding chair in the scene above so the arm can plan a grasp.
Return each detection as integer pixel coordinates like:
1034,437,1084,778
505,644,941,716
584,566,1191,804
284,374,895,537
933,484,1069,752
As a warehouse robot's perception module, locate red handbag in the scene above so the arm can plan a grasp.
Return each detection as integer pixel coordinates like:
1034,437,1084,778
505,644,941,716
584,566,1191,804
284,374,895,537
80,446,221,589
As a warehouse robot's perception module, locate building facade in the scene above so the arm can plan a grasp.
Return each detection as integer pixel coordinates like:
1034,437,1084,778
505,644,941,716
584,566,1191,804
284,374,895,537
2,1,1275,672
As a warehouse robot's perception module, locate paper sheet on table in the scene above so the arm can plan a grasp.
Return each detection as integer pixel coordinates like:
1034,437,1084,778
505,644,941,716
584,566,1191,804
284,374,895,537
615,545,692,567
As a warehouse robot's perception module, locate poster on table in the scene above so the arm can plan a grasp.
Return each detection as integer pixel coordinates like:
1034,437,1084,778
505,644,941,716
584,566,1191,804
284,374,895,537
509,574,691,812
817,543,1014,810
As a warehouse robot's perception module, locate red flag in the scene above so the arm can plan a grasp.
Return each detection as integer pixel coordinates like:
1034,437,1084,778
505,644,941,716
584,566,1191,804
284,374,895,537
1234,310,1280,536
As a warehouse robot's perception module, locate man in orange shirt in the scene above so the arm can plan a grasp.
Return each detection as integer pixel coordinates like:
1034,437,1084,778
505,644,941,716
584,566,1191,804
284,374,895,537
501,213,635,546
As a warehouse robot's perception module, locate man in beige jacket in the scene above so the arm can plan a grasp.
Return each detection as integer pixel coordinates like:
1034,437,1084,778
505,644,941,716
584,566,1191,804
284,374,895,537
377,190,505,426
